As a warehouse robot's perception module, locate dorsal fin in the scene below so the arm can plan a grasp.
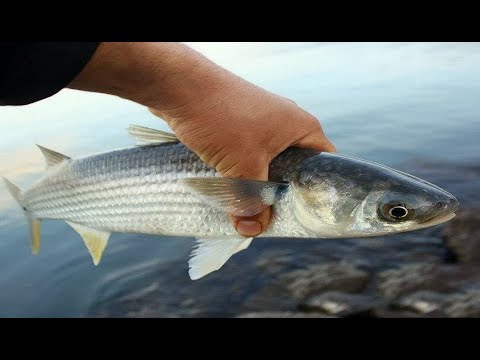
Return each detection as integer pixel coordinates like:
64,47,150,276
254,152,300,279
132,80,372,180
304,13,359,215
36,145,71,169
128,124,179,145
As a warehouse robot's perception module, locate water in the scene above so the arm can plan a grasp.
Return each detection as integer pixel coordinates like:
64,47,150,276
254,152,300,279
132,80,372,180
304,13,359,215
0,42,479,317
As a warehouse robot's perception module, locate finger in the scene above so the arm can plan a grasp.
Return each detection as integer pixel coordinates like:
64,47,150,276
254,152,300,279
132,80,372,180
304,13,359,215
148,107,162,117
229,208,272,238
296,120,336,153
282,97,297,105
228,160,272,237
299,132,336,153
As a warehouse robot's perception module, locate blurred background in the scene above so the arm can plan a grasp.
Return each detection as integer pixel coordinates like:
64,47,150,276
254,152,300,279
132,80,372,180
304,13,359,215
0,42,479,317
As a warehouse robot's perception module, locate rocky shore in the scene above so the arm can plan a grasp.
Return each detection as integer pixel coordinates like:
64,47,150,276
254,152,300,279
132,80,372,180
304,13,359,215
90,206,480,318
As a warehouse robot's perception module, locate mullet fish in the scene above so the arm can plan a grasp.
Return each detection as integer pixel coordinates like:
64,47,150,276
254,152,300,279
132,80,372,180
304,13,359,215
3,125,459,280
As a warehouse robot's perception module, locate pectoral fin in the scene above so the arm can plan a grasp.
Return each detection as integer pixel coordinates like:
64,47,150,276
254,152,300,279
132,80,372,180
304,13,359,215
188,237,253,280
182,178,289,216
66,222,110,265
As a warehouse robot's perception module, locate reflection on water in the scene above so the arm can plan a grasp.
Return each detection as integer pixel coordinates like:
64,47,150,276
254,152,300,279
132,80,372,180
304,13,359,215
0,42,479,317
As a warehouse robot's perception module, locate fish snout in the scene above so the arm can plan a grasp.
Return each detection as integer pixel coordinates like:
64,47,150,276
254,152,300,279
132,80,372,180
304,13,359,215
435,196,459,214
447,196,459,213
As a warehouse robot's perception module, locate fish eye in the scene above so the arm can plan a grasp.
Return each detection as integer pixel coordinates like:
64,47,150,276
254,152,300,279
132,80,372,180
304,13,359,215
380,202,413,222
389,205,408,219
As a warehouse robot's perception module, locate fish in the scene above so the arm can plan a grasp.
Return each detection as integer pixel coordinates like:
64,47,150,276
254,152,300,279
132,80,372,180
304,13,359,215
2,124,459,280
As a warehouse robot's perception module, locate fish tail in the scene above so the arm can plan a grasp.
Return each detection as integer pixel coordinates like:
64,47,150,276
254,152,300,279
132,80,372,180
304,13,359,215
2,177,41,254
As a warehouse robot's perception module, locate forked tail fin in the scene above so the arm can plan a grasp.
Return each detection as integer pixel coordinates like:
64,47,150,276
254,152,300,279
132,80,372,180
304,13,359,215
2,177,41,254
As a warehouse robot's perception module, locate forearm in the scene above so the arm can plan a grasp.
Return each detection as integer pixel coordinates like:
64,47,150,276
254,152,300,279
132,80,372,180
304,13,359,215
68,42,236,113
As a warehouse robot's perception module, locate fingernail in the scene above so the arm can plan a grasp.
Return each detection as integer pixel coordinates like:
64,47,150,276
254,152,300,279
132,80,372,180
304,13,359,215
236,220,262,237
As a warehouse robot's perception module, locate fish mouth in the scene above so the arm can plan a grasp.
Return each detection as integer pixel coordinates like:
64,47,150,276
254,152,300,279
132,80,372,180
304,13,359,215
416,195,459,228
418,212,456,228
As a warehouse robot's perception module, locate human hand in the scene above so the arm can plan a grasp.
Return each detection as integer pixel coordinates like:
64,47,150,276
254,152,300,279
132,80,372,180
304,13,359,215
148,64,335,236
69,42,335,237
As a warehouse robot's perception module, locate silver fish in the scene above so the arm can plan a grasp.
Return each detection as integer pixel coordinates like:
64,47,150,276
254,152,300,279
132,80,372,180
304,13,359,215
3,125,459,280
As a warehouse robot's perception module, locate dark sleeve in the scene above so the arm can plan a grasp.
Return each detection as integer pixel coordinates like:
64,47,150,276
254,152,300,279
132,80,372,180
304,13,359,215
0,42,100,106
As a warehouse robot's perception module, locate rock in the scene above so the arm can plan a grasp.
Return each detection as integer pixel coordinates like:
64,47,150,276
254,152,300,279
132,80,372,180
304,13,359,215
372,307,428,318
338,258,373,272
242,282,296,311
432,264,480,292
180,298,196,308
255,249,296,275
300,291,384,317
395,290,449,315
283,263,370,300
377,263,450,300
443,290,480,317
443,208,480,264
236,311,334,318
114,283,160,302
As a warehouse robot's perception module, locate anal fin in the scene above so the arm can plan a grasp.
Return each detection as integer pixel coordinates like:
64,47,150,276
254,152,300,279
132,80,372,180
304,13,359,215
66,222,110,265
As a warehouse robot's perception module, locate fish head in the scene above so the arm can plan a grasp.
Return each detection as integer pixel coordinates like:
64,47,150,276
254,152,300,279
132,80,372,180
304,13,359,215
290,152,459,237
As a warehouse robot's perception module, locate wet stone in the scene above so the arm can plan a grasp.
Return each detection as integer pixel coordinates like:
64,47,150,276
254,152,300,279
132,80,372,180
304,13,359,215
372,307,428,318
236,311,335,318
395,290,449,315
255,249,297,275
283,263,370,300
300,291,384,317
376,263,449,300
443,290,480,317
443,208,480,264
